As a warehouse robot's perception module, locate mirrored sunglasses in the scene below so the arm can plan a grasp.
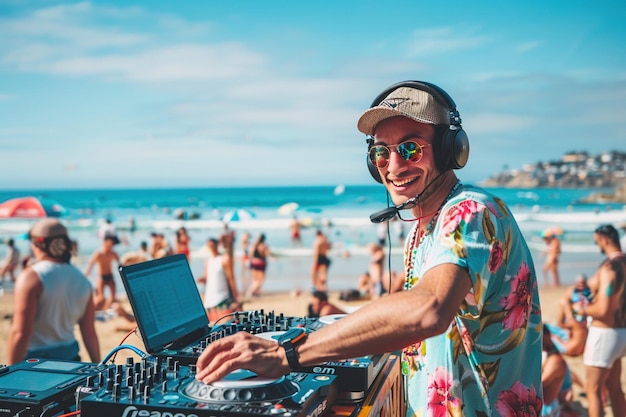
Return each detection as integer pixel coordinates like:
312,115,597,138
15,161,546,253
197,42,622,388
368,140,430,168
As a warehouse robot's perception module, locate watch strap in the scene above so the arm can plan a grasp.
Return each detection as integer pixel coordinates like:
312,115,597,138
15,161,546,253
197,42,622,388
282,340,303,371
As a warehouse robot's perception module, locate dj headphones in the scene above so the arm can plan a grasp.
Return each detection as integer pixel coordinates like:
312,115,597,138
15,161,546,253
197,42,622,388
365,81,470,183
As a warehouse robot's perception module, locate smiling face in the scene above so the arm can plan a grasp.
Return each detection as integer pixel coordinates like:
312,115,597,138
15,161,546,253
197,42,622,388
372,116,441,207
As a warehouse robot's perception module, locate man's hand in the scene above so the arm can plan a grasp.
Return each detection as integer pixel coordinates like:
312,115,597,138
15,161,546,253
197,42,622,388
195,332,290,384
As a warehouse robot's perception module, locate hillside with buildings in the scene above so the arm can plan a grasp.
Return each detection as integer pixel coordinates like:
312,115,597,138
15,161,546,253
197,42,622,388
480,150,626,202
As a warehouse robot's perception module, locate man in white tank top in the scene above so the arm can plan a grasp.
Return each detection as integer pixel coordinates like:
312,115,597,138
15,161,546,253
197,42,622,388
6,219,100,364
197,238,241,324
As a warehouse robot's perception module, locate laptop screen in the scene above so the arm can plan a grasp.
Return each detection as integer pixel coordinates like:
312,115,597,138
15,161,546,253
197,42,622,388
119,254,209,353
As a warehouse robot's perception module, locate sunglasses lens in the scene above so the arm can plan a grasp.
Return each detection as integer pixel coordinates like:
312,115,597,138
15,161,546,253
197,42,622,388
397,141,422,162
370,146,390,168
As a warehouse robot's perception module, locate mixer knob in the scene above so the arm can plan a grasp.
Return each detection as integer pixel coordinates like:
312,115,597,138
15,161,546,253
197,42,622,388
128,386,135,403
144,385,151,400
189,364,196,375
126,357,134,367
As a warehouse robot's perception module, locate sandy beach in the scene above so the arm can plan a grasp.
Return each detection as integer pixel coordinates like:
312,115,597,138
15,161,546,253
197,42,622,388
0,284,624,416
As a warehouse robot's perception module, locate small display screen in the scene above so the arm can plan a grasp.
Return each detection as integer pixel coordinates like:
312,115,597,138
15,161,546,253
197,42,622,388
0,370,78,391
32,361,83,372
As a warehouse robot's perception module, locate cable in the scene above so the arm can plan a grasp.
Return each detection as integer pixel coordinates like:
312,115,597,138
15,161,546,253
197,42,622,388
53,411,80,417
99,344,149,366
108,326,139,363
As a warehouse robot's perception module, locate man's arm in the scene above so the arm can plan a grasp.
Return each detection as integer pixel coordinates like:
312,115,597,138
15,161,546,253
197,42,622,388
78,296,101,363
196,262,472,383
6,268,42,364
584,263,614,321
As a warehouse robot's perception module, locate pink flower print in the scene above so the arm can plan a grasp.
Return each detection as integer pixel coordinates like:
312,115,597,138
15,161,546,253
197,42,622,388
427,367,459,416
495,381,542,417
499,262,532,331
441,200,482,236
488,240,504,273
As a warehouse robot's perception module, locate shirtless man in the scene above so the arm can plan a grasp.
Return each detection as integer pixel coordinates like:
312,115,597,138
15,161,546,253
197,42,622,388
84,233,120,310
311,230,331,291
582,224,626,417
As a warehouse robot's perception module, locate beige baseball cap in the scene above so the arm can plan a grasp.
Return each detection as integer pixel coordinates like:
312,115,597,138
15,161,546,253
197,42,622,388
357,86,450,136
29,218,68,238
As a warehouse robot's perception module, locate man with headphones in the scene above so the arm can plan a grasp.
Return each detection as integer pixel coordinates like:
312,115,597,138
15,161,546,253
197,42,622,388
6,218,101,364
195,81,543,415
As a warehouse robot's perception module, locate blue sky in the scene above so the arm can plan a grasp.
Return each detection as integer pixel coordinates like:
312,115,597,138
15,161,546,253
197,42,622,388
0,1,624,190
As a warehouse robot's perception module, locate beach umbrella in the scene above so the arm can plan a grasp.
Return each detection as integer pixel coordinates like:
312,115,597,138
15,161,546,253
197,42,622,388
278,202,300,215
221,208,256,223
0,196,67,218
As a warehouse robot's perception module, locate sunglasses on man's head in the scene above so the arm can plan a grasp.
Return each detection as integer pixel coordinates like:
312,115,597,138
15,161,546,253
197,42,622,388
368,140,429,169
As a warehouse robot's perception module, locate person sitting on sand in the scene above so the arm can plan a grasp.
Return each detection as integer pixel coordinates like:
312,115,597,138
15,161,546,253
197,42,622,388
557,274,593,325
308,290,345,318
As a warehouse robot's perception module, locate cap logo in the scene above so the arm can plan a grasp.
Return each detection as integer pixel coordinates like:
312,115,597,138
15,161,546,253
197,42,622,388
379,97,410,109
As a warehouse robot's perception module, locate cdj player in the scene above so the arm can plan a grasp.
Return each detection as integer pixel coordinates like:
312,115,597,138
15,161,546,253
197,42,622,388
0,358,107,417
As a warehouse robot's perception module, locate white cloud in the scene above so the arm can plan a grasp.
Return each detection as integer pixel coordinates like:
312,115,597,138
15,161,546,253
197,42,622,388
516,41,543,54
407,27,492,56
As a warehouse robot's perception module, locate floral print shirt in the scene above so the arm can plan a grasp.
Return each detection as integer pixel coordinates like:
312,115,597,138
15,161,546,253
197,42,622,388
403,184,543,417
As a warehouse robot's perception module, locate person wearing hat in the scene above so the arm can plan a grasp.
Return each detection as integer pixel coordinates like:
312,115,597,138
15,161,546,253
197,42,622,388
194,81,542,415
84,231,121,312
7,219,100,364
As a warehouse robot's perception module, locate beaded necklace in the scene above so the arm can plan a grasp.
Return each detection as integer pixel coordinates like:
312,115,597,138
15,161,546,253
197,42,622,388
404,180,462,282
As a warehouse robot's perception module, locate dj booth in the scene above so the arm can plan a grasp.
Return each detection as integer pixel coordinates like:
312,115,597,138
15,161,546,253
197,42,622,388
0,333,405,417
0,255,406,417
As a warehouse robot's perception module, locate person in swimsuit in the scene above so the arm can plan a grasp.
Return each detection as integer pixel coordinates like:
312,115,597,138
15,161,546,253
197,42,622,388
245,233,270,299
84,233,120,310
311,230,331,291
582,224,626,417
175,227,191,260
290,216,302,247
542,229,562,287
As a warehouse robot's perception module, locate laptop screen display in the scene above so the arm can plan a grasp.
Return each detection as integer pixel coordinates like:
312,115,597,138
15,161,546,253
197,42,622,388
119,254,209,352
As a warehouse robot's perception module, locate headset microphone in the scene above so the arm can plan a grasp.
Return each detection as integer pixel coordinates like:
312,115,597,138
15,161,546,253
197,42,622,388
369,172,445,224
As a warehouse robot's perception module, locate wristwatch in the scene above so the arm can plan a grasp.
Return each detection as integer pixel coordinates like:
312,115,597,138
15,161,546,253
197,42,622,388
278,327,307,371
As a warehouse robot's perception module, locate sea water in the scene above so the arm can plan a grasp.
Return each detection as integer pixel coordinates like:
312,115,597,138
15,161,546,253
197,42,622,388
0,184,623,294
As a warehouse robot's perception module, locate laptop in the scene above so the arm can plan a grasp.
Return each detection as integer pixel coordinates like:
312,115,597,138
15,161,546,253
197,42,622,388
118,253,215,365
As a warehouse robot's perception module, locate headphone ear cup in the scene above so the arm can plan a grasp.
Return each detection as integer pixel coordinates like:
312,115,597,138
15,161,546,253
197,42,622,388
366,154,383,183
438,128,470,170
